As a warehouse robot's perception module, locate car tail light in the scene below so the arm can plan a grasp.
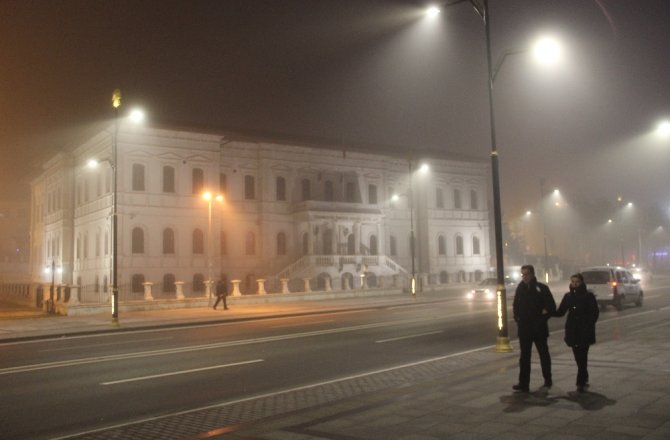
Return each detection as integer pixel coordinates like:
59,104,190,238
610,281,618,295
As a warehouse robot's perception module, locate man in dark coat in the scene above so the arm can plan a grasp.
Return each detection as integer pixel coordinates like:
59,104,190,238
512,264,556,392
213,278,229,310
554,273,599,392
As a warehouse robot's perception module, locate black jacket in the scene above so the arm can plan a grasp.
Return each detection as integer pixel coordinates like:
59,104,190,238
554,284,599,347
513,279,556,339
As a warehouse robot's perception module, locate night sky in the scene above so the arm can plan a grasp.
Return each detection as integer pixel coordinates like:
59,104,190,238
1,0,669,217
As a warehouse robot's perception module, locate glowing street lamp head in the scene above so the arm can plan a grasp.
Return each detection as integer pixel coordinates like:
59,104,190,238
418,163,429,173
129,108,145,124
203,191,212,201
532,36,561,65
425,6,440,18
215,194,224,202
657,120,670,136
87,159,100,169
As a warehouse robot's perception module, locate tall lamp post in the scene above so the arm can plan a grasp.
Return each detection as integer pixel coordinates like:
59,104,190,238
44,260,62,314
430,1,561,352
408,159,417,296
111,89,121,324
203,191,223,303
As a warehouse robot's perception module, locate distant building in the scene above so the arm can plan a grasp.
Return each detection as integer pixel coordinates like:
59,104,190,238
29,124,491,303
0,200,30,282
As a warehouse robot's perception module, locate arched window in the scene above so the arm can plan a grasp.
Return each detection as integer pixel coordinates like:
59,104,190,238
324,180,334,201
369,235,378,255
301,178,311,201
276,176,286,201
453,188,462,209
438,235,446,255
244,175,255,200
277,232,287,256
132,164,145,191
132,274,145,293
473,236,481,255
192,168,204,194
245,232,256,255
390,235,397,256
456,235,464,256
132,227,144,254
192,229,204,254
436,188,444,209
470,189,478,210
163,228,175,254
163,273,176,293
163,166,175,193
193,273,205,293
368,184,377,204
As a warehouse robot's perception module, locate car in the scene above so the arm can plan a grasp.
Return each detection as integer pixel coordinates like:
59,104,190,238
465,278,498,301
628,265,653,285
580,266,643,311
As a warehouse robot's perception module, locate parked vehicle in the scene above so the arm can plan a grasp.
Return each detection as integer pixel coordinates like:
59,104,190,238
628,265,653,285
580,266,643,310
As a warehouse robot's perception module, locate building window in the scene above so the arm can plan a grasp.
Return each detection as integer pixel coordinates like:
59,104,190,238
163,228,175,254
390,235,397,256
193,274,205,293
368,184,377,204
244,175,255,200
473,236,481,255
220,231,227,255
245,232,256,255
94,276,100,293
132,227,144,254
277,232,286,256
346,182,356,202
95,231,101,257
456,235,464,256
103,275,108,293
302,233,309,255
104,230,109,255
369,235,378,255
219,173,227,195
324,180,334,201
438,235,446,255
163,273,176,293
439,271,449,284
163,166,175,193
436,188,444,209
132,164,145,191
192,168,204,194
276,176,286,201
301,179,311,201
454,188,462,209
132,274,145,293
470,189,478,210
192,229,204,254
83,234,88,258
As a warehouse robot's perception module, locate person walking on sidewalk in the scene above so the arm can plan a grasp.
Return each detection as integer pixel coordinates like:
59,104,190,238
512,264,556,392
553,273,599,392
213,278,229,310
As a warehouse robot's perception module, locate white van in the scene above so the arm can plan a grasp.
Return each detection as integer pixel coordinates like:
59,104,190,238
580,266,643,310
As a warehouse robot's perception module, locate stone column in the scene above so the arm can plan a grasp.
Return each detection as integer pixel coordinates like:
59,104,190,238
303,277,312,293
43,283,52,312
342,276,350,291
421,273,429,291
68,285,80,305
175,281,185,300
142,282,154,301
360,273,367,289
256,279,267,295
280,278,290,294
378,276,384,289
231,279,242,297
205,280,214,299
324,277,332,292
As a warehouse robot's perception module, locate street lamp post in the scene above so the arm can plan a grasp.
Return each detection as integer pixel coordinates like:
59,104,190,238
539,179,550,283
203,191,223,303
408,159,417,296
111,89,121,324
44,260,61,314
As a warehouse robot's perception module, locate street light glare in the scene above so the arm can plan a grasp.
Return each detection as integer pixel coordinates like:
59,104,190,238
418,163,429,173
657,120,670,136
129,108,145,124
203,191,212,201
532,36,561,65
425,6,440,18
87,159,99,169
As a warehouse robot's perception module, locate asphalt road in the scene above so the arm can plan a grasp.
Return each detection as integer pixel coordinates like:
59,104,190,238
1,280,667,440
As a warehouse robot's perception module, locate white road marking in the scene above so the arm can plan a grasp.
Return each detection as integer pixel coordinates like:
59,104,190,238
375,331,443,343
40,336,174,352
270,319,334,328
100,359,264,385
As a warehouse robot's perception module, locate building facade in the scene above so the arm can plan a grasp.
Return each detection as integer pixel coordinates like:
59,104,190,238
30,124,492,304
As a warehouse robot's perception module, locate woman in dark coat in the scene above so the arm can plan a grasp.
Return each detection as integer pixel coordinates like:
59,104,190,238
554,273,599,392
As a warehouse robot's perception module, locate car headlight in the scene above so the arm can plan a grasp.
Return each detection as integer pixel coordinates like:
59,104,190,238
466,292,475,300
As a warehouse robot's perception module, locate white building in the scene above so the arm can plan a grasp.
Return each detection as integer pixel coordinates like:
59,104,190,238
30,124,492,305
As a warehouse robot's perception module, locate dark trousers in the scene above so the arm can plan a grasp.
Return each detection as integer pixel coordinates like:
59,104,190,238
518,334,552,386
572,345,590,386
213,295,227,309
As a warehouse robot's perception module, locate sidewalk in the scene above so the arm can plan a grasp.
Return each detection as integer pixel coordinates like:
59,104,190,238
4,291,670,440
